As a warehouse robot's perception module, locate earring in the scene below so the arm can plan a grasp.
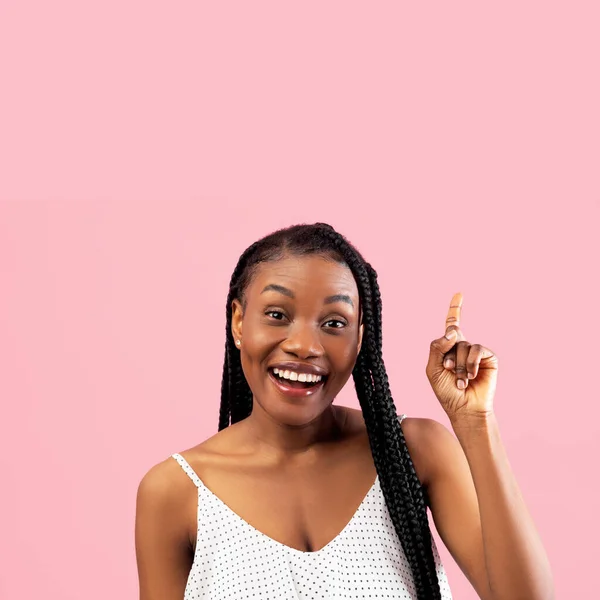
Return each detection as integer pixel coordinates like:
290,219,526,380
236,339,241,347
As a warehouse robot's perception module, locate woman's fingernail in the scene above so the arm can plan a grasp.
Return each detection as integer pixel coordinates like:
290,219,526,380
445,330,457,340
457,379,466,389
444,359,454,369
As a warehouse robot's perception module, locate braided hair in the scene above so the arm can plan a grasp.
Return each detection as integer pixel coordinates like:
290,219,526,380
218,223,442,599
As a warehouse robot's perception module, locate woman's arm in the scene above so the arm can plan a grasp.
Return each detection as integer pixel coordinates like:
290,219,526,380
405,416,554,600
449,413,554,599
135,460,194,600
418,293,555,598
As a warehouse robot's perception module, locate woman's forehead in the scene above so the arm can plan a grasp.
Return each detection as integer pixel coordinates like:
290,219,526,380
248,255,359,297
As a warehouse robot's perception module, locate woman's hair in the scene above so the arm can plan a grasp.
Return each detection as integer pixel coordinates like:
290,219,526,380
218,223,442,599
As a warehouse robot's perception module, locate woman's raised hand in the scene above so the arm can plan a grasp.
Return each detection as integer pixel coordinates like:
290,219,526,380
425,293,498,423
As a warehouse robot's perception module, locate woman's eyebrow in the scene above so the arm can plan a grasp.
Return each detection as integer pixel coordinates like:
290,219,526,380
261,284,295,298
260,285,354,308
324,294,354,308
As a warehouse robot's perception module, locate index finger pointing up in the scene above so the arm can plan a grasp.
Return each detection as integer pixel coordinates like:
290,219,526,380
445,292,463,331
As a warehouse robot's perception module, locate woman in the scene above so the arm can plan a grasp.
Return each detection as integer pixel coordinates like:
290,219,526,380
135,223,554,599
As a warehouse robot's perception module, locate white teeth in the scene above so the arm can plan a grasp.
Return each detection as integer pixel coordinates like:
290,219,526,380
272,369,324,383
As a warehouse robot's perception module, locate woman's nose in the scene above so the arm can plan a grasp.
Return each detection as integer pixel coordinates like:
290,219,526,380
280,325,324,359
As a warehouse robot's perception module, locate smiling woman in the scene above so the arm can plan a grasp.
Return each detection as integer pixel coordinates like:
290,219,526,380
135,223,554,600
229,253,363,429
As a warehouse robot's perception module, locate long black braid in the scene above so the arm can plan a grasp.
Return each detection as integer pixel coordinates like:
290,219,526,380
218,223,442,599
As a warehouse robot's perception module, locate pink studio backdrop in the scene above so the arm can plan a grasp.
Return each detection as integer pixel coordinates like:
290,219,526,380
1,2,598,599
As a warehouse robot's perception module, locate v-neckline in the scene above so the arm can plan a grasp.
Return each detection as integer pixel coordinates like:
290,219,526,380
198,472,380,555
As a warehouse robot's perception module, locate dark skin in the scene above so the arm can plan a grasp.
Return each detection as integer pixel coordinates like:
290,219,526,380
135,256,554,600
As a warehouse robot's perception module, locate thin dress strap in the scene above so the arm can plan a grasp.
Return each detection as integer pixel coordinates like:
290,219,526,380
398,413,407,424
171,453,204,488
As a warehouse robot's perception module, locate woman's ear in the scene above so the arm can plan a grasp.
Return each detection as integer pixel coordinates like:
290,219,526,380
231,299,244,345
358,322,364,355
357,305,364,354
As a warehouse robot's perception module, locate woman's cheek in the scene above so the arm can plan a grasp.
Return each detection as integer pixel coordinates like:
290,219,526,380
246,323,285,353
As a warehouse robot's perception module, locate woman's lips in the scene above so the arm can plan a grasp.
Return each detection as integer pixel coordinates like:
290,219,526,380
268,370,326,398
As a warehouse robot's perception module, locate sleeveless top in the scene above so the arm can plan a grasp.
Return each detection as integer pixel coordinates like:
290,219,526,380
171,414,453,599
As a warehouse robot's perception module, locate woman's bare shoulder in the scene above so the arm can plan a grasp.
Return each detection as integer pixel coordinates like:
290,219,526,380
136,451,209,598
400,416,457,486
135,435,229,548
343,407,453,487
137,426,234,501
342,406,445,438
137,453,193,509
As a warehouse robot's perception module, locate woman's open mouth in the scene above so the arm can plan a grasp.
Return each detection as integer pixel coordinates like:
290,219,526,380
268,367,327,397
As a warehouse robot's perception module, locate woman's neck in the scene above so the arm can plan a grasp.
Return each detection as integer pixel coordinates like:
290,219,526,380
239,403,348,461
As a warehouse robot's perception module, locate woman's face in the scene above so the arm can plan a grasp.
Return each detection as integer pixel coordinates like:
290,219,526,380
231,254,363,426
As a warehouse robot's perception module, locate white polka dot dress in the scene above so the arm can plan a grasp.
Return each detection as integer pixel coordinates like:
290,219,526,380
171,415,453,599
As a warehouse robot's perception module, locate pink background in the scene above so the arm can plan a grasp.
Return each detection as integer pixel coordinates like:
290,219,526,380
1,2,598,598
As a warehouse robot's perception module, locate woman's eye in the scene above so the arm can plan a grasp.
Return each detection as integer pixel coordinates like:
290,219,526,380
266,311,286,321
324,319,346,329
